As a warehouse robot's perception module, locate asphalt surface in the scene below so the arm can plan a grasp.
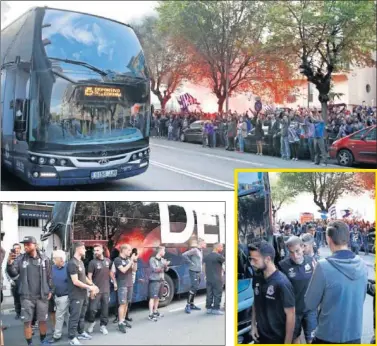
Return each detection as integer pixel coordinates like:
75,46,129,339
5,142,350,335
1,137,345,191
0,292,225,346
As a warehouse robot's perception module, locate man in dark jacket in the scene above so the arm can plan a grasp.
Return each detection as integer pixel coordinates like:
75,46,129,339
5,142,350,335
6,236,53,346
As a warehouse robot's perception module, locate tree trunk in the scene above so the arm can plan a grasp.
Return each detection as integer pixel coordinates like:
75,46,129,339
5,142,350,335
218,96,225,113
321,101,328,123
161,95,171,113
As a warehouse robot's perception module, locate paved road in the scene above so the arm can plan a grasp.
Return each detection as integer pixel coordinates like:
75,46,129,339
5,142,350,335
320,246,375,344
1,292,225,346
1,138,344,191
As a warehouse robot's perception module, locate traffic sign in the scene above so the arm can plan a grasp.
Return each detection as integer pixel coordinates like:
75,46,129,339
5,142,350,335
255,100,262,112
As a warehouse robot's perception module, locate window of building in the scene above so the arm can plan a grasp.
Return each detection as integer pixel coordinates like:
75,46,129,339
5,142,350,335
18,218,39,227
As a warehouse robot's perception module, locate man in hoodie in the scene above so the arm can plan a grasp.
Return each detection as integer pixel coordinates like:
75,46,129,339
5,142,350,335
305,220,368,344
6,236,53,346
182,238,206,314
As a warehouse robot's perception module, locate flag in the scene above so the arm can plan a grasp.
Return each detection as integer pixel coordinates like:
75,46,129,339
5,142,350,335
329,205,337,219
340,208,353,218
179,93,200,109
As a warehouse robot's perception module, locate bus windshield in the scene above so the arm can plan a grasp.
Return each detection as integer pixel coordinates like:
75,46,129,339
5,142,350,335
27,8,150,148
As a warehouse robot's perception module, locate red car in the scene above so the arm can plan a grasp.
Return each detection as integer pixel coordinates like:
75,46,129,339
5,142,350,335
329,125,376,167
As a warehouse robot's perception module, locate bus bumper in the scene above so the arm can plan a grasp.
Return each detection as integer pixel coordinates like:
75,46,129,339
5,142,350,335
27,160,149,186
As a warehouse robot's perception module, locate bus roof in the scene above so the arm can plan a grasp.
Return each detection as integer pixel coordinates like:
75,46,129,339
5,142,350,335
1,6,132,33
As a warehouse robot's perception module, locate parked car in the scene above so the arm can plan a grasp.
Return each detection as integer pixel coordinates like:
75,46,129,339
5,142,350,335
329,125,376,167
180,120,222,146
360,232,375,254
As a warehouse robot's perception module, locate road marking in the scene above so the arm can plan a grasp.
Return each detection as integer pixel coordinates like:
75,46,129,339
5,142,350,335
150,161,234,189
168,300,206,313
151,143,266,167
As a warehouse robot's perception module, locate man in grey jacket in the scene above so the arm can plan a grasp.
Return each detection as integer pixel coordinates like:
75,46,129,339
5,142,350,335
6,236,53,346
305,221,368,344
182,238,206,314
148,246,170,322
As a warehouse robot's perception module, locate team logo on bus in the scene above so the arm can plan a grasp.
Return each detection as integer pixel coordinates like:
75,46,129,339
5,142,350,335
266,285,274,296
98,152,109,165
305,263,312,272
255,283,260,296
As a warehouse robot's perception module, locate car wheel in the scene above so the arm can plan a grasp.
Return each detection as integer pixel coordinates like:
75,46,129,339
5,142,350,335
337,149,354,167
180,133,185,142
158,274,175,307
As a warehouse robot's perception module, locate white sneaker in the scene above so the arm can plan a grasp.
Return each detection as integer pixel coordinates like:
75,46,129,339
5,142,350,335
100,325,108,335
77,331,92,340
87,322,96,334
69,337,82,345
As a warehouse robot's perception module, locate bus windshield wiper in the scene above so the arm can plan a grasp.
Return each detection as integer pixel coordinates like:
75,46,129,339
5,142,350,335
48,57,108,77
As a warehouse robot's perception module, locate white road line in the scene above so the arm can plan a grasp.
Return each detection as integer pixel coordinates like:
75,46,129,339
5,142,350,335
151,143,266,167
168,300,206,313
150,161,234,189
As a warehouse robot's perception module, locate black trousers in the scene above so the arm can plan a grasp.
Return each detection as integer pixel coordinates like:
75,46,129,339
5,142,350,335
11,281,21,315
205,281,222,310
87,293,109,326
312,337,361,344
68,297,88,339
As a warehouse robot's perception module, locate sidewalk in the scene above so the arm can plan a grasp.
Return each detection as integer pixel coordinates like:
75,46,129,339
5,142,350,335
0,296,15,315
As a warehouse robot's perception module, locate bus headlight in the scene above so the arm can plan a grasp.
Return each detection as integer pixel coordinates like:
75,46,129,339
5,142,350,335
33,172,39,178
132,154,137,160
138,152,143,158
49,158,56,165
30,156,37,162
60,159,67,166
38,157,46,165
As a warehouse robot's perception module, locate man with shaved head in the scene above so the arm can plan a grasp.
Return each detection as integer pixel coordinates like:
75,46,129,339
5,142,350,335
203,243,225,315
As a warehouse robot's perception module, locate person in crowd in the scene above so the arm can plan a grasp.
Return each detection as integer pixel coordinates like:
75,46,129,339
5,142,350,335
48,250,70,343
361,227,369,255
110,248,120,324
113,244,137,333
0,232,6,346
312,112,327,166
87,244,114,335
7,243,22,320
301,234,321,261
349,225,362,255
279,236,317,343
305,221,368,344
279,113,291,160
203,243,225,315
226,116,237,151
6,236,53,346
67,242,99,346
182,238,207,314
249,240,295,344
237,117,247,153
254,114,264,156
148,246,170,321
367,270,375,344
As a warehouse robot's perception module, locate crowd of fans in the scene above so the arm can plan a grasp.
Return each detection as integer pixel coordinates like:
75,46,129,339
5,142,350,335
151,102,376,164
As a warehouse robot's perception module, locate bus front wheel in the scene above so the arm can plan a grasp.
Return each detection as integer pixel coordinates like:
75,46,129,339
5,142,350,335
159,274,175,307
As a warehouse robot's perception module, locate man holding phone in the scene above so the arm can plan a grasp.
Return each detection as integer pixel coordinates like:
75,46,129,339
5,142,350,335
113,244,137,333
148,246,170,321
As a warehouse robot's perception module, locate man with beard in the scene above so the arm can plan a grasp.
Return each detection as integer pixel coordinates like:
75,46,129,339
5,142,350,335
279,236,317,343
6,236,53,346
301,234,321,261
87,244,114,335
249,240,295,344
67,242,99,346
305,221,368,344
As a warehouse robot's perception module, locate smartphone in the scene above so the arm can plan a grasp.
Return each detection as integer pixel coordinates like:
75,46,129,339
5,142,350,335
11,249,15,254
131,248,138,256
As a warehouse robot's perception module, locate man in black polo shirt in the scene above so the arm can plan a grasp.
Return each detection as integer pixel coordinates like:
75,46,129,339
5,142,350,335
279,236,317,343
87,244,113,335
249,240,295,344
113,244,137,333
67,242,99,346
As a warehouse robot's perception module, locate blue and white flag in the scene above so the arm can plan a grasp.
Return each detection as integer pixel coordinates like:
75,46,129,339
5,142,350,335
329,205,337,219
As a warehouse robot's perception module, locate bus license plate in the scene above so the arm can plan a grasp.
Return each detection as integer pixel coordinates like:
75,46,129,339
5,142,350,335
91,170,118,180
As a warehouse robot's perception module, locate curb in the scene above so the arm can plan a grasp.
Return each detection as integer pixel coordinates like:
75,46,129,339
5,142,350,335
0,308,15,315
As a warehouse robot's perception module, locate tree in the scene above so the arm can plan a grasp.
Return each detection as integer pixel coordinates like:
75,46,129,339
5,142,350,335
133,16,192,112
271,179,298,219
157,0,295,112
268,0,376,121
355,172,375,198
279,172,364,212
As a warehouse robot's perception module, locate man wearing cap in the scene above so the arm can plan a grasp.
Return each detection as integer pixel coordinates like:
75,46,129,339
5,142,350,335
249,240,295,344
6,236,53,346
301,234,321,261
279,236,317,343
182,238,207,314
67,242,99,346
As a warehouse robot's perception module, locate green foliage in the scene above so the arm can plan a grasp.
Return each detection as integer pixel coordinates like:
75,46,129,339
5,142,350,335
271,179,298,213
277,173,364,212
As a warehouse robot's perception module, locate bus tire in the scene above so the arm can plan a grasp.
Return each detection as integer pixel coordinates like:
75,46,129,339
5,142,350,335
158,274,175,308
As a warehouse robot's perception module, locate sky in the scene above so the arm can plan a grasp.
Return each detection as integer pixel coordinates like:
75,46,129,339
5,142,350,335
269,173,375,222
